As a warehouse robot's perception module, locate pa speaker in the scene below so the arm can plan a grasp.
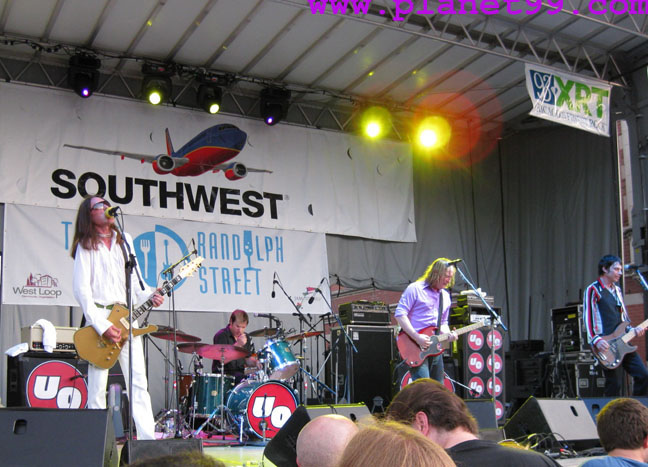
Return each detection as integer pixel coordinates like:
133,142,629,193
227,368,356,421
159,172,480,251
119,438,203,465
504,397,599,450
0,408,117,466
264,403,370,467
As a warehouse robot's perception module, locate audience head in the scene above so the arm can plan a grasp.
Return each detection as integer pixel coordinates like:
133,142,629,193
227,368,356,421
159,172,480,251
596,398,648,454
386,378,478,446
295,414,358,467
337,420,455,467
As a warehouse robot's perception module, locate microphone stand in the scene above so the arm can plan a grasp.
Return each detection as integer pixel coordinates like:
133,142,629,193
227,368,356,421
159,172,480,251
454,264,506,406
311,286,357,403
112,212,145,457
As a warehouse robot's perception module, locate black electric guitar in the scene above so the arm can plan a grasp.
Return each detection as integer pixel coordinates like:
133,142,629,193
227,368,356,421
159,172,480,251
397,320,487,367
74,256,203,369
591,319,648,370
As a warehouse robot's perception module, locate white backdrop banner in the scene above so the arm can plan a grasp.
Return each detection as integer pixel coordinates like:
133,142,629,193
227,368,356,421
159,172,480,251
2,204,330,314
0,83,415,242
525,64,612,137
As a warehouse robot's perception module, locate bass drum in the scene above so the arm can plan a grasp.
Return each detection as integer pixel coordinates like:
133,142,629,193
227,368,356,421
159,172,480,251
226,380,298,439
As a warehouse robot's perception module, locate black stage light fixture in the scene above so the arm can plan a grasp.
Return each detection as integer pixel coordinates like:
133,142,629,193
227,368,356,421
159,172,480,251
68,53,100,98
141,63,173,106
260,87,291,126
197,83,223,114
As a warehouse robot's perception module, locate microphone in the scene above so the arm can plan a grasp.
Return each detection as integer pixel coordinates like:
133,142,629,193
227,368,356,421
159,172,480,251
446,258,462,266
308,277,327,304
105,206,120,219
624,264,645,270
254,313,274,319
271,272,277,298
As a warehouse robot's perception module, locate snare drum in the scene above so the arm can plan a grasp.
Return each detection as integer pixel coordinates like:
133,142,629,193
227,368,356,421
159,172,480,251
263,339,300,380
194,373,235,416
226,380,298,438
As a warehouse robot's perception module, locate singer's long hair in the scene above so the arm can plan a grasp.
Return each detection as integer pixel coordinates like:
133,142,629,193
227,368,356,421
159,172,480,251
70,196,122,259
418,258,455,289
386,378,479,435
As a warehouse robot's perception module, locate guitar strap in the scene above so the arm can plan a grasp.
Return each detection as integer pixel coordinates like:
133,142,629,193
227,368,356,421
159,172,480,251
436,290,444,334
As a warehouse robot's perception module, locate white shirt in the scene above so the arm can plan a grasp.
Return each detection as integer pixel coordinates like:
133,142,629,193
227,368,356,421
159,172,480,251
72,231,151,336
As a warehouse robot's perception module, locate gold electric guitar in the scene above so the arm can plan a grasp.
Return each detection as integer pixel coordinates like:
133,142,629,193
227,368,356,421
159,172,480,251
74,256,203,369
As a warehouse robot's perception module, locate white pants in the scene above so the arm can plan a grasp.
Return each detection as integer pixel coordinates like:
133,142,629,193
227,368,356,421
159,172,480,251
87,334,155,440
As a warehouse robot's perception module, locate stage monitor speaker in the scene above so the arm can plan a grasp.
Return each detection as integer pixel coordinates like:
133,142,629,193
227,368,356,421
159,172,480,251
581,397,648,423
465,399,497,429
504,397,599,450
119,438,203,465
0,407,117,466
264,403,371,467
329,325,394,406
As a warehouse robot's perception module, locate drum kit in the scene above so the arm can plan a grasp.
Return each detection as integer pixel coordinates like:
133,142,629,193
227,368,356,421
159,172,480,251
151,324,322,441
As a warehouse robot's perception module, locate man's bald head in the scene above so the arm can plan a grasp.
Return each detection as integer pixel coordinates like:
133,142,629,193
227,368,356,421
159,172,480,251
295,414,358,467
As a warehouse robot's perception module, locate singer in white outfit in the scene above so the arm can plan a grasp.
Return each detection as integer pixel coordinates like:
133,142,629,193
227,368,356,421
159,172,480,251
71,196,164,440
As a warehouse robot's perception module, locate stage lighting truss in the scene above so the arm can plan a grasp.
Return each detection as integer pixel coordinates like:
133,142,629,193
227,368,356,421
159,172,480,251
260,87,291,126
68,53,100,98
141,63,173,105
197,82,223,114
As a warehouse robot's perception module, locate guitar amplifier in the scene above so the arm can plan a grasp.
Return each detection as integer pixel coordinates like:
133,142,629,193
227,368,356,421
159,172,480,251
339,301,390,326
21,326,77,353
551,305,588,352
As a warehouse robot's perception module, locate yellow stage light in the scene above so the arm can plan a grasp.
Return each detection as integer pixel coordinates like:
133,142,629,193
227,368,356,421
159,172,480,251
416,116,451,149
361,106,391,140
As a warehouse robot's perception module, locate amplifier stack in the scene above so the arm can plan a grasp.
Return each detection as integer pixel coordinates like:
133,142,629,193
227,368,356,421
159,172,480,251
338,301,390,326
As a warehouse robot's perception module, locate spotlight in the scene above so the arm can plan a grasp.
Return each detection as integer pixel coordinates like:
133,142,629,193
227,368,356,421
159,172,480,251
197,83,222,114
68,54,100,98
260,87,291,126
141,63,173,105
416,116,451,149
360,106,391,139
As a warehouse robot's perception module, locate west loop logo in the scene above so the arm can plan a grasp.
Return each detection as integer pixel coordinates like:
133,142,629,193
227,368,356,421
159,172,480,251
12,272,63,299
26,361,88,409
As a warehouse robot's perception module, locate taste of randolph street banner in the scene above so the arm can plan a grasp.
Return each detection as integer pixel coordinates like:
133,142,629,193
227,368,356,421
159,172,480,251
0,82,415,242
525,63,612,137
2,203,330,315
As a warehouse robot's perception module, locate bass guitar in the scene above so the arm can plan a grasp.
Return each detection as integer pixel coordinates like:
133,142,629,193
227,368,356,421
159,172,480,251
74,256,203,369
397,320,488,368
591,319,648,370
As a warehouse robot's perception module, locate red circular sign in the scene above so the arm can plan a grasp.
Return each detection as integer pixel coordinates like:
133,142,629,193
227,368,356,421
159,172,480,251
486,353,503,374
495,400,505,420
467,352,485,374
468,377,485,398
26,361,88,409
487,376,504,397
486,330,503,350
467,330,484,351
245,382,298,438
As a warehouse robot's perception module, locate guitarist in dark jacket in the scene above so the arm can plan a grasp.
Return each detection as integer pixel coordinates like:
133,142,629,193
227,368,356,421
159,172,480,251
71,196,165,439
394,258,458,383
583,254,648,396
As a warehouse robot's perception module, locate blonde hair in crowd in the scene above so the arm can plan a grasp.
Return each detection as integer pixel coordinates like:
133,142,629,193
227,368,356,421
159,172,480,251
418,258,456,288
336,420,455,467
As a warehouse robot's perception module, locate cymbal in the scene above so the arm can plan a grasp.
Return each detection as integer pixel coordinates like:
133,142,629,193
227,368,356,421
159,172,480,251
196,344,251,363
151,326,201,343
248,327,279,337
177,342,208,354
285,331,323,342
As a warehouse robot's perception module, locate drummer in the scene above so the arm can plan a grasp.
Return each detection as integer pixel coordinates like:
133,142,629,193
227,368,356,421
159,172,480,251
212,309,260,384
